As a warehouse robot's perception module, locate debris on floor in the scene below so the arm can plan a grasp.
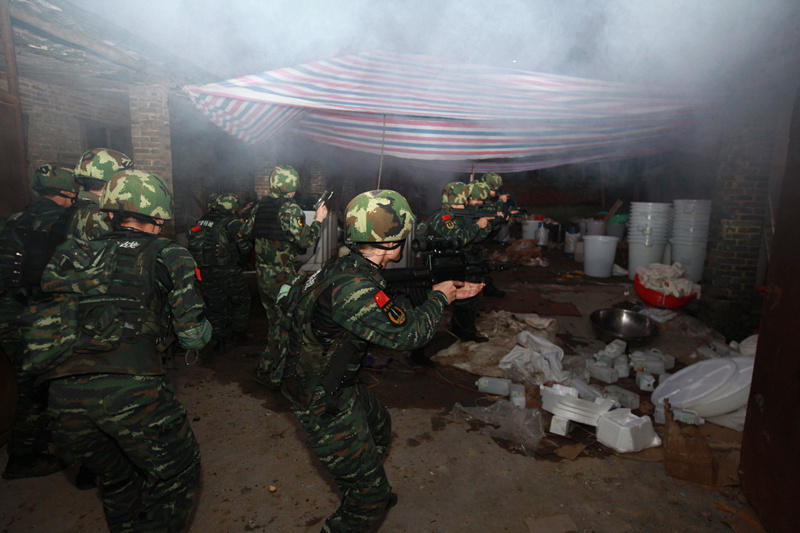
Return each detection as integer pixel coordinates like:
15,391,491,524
453,400,544,455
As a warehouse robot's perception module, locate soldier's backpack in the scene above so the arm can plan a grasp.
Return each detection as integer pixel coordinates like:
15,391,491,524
187,210,234,267
22,233,170,381
0,206,74,302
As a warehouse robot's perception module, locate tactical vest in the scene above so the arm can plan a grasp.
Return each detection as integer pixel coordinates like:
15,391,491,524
187,209,236,267
0,202,72,303
253,197,290,241
47,231,172,378
280,256,374,407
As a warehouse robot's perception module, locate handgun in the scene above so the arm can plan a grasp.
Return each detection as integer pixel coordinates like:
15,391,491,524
314,190,333,209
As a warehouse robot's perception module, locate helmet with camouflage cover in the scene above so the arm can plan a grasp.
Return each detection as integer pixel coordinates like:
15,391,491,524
215,193,239,212
481,172,503,190
468,181,490,201
32,164,77,194
441,181,469,207
100,170,173,220
269,165,300,194
74,148,133,183
206,192,220,210
345,190,415,243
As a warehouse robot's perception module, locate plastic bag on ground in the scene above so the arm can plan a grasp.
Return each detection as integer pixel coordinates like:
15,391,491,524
453,400,544,454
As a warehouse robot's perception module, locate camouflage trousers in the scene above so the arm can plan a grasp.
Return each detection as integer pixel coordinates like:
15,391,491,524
255,264,292,380
48,374,201,533
292,383,394,533
2,330,52,460
197,266,251,339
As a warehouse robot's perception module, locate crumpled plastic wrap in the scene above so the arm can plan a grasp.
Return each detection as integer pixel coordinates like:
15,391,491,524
499,331,571,387
453,400,544,454
636,262,701,298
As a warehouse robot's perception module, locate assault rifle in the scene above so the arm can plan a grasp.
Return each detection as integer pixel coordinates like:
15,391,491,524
381,248,512,292
450,206,508,224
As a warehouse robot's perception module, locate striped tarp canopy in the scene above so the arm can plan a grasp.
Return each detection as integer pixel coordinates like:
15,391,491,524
183,51,696,173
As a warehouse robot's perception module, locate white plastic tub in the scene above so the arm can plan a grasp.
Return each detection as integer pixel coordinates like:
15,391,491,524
583,235,619,277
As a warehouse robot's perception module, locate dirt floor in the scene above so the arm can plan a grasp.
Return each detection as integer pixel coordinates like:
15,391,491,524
0,247,763,532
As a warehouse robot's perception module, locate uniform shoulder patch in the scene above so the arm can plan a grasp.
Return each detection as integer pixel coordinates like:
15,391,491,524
373,290,406,325
441,214,452,221
296,216,305,227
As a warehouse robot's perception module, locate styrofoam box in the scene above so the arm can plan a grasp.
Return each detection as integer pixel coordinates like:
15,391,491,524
596,409,662,453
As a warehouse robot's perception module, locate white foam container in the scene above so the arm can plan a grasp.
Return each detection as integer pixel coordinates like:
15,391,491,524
597,408,662,453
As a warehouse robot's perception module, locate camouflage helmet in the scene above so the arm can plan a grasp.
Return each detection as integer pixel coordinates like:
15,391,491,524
215,193,239,212
468,181,491,201
206,192,220,210
441,181,469,207
344,190,415,243
100,170,173,220
32,164,76,193
269,165,300,194
74,148,133,182
481,172,503,190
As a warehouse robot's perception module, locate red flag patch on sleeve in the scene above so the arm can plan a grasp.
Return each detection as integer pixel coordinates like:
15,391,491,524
191,225,202,232
373,290,390,308
194,266,202,281
441,214,452,221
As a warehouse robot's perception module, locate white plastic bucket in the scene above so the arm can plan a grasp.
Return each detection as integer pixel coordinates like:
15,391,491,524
628,241,666,280
586,219,606,235
522,220,538,240
670,240,707,282
583,235,619,277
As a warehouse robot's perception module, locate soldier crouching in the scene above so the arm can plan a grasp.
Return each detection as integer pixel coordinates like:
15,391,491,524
278,190,484,532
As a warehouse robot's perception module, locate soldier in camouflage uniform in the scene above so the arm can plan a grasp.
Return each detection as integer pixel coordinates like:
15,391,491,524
241,165,328,377
280,190,483,533
41,170,211,532
416,181,494,342
187,193,252,352
0,164,77,479
68,148,134,240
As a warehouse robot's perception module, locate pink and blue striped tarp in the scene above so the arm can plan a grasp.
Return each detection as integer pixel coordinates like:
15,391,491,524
183,51,696,172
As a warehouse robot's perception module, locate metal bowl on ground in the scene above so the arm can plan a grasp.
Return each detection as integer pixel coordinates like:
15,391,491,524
590,308,658,345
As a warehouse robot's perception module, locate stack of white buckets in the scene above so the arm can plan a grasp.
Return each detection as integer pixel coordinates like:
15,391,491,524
627,202,672,280
670,199,712,282
626,199,712,282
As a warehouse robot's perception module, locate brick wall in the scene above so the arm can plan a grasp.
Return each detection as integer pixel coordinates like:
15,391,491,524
129,84,172,187
701,112,774,339
18,76,130,174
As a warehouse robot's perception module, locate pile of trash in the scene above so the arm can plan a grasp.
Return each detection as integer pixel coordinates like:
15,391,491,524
456,332,757,455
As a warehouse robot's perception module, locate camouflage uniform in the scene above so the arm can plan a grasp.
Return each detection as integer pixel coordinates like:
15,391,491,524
68,148,134,240
0,165,76,479
241,166,321,373
42,170,210,532
416,182,491,340
187,193,252,348
281,190,445,533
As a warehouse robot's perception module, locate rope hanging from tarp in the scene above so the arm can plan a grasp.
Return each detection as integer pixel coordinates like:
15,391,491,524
376,114,386,189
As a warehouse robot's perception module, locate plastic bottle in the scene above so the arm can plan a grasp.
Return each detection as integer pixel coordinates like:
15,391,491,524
475,376,512,396
536,222,549,248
